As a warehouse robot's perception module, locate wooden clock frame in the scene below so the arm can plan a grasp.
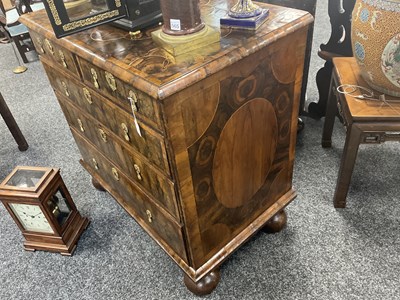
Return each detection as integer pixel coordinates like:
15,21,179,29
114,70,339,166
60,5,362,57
0,166,89,255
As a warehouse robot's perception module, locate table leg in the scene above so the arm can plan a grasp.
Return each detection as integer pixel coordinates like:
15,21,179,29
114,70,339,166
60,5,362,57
0,92,29,151
333,124,362,208
322,75,338,148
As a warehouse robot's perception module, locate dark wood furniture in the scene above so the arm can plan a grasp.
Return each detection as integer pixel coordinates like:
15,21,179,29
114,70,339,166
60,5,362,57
322,57,400,208
309,0,355,119
20,1,312,294
0,92,28,151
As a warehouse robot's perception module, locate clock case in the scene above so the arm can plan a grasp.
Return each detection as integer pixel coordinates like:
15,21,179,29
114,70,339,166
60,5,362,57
41,0,162,38
0,166,89,255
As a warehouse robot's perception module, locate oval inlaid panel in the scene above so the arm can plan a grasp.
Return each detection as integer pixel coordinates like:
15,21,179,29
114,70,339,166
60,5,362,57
271,43,298,84
212,98,278,208
182,83,220,147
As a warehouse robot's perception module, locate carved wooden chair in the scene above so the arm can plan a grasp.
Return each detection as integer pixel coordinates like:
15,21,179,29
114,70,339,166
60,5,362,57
308,0,356,119
0,0,44,63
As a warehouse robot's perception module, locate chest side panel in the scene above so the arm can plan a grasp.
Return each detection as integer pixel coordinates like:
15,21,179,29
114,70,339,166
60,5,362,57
164,28,308,268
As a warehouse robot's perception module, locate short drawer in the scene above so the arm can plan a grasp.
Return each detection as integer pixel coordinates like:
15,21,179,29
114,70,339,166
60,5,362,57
73,130,188,263
54,88,170,175
60,97,179,219
77,57,162,130
30,31,80,77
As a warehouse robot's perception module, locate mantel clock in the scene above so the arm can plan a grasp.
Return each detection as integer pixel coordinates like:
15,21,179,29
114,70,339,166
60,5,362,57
0,166,89,255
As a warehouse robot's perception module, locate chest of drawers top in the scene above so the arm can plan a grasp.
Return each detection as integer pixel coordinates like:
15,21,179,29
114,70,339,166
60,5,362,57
20,0,312,100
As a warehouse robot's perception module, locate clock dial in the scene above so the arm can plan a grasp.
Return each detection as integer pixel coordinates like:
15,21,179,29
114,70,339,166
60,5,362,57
9,204,54,233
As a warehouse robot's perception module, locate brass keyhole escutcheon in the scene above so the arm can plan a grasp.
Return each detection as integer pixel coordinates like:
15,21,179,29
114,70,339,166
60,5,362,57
128,90,138,112
134,164,142,181
92,158,99,170
99,128,107,142
77,119,84,132
83,87,92,104
105,71,117,91
112,167,119,181
61,81,69,97
59,50,67,68
91,68,99,89
121,123,130,141
146,209,152,223
44,39,54,55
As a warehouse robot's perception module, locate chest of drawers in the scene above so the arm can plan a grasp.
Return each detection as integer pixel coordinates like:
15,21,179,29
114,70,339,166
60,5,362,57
21,0,313,295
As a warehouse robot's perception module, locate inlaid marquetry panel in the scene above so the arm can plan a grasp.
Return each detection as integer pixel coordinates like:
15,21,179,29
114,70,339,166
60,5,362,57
164,31,306,267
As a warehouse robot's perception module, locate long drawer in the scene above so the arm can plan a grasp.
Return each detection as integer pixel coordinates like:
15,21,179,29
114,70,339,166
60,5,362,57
77,57,163,130
72,130,188,263
56,93,179,219
30,31,80,77
42,59,170,175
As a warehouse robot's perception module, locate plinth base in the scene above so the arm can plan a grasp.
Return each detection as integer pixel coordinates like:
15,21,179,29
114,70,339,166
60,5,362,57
151,25,220,56
220,8,269,30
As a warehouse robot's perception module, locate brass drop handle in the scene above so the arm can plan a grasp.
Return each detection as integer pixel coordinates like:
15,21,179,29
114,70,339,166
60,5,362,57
133,164,142,181
146,209,153,223
61,81,69,97
44,39,54,55
99,128,107,142
59,50,67,68
128,90,138,112
121,123,130,141
83,87,92,104
105,71,117,91
36,38,44,53
92,158,99,170
77,118,84,132
91,68,99,89
112,167,120,181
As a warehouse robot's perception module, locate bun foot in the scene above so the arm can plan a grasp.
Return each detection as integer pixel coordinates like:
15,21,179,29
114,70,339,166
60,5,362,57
261,210,287,234
183,268,220,296
92,177,105,191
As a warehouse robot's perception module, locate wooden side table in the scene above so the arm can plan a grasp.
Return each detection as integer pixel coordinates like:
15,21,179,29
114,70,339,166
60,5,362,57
322,57,400,208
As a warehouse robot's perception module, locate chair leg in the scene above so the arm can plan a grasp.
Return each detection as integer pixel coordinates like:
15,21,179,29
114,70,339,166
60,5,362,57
0,93,29,151
333,124,362,208
322,75,338,148
12,36,28,64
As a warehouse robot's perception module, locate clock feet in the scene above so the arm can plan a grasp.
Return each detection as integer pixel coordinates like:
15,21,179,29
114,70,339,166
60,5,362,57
92,177,105,191
24,247,36,252
183,268,220,296
60,244,76,256
261,209,287,233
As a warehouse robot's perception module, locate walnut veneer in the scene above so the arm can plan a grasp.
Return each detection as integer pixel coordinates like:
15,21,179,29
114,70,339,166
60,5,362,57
20,0,312,294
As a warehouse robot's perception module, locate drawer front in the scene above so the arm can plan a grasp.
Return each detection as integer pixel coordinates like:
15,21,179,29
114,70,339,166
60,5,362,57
57,95,179,219
77,57,162,130
30,31,80,77
72,130,187,262
42,60,170,174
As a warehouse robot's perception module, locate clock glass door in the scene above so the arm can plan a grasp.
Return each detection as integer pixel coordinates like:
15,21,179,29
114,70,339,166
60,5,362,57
46,188,72,228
